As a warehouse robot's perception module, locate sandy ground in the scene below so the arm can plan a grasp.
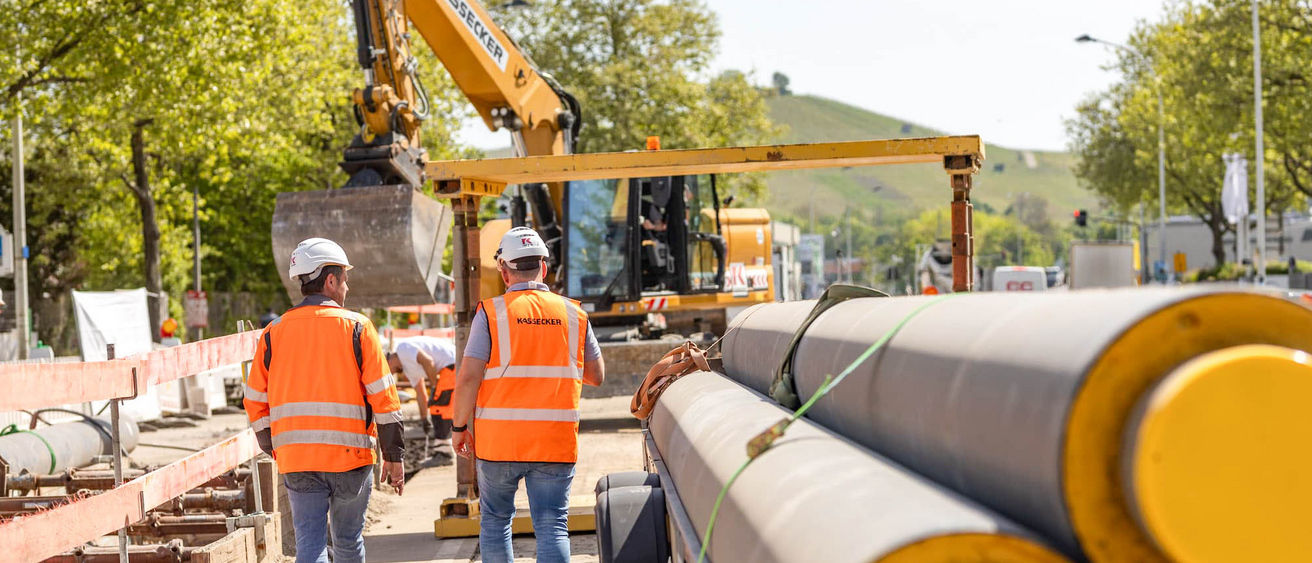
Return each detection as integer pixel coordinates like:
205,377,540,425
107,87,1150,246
120,396,646,562
363,396,645,563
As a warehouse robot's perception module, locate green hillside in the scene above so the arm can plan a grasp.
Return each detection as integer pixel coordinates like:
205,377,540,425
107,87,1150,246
763,95,1095,224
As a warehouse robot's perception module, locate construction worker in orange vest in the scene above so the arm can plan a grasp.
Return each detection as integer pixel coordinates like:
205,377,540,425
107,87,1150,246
245,237,406,563
388,336,458,465
451,226,605,563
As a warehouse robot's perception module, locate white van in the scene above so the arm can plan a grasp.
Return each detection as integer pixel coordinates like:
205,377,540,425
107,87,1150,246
992,266,1048,292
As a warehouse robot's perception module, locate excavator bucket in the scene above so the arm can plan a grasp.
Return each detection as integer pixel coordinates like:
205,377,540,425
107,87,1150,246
271,185,452,309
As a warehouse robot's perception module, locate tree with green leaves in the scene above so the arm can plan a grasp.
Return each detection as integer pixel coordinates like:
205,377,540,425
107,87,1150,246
772,72,791,96
494,0,781,199
1066,0,1309,267
3,0,471,347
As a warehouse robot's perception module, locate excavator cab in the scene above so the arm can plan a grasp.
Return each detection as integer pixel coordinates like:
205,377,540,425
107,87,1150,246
562,174,726,312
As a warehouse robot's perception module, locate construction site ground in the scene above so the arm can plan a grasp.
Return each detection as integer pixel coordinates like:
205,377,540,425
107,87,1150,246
125,395,645,562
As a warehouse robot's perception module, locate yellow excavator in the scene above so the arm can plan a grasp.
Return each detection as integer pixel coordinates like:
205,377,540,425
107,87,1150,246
271,0,775,336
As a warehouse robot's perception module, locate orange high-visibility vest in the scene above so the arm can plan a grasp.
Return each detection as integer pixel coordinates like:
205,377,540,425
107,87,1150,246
475,289,587,463
429,366,455,418
245,305,402,473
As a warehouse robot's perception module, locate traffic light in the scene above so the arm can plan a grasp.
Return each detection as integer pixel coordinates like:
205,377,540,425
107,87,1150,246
1073,209,1088,227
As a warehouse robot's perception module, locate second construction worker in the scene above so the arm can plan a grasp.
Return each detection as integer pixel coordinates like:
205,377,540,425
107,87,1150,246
388,336,458,465
245,237,406,563
451,226,605,563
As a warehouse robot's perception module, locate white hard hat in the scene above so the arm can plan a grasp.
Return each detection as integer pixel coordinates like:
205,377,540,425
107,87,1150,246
289,237,353,280
496,227,549,267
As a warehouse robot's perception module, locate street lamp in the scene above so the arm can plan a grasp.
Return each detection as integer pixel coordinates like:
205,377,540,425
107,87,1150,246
1077,34,1168,283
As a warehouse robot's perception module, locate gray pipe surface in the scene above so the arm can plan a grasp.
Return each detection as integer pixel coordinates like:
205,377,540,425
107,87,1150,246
720,288,1312,560
648,370,1067,563
0,416,139,475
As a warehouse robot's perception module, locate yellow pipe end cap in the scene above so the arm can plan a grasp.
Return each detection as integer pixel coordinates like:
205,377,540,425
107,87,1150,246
1129,344,1312,563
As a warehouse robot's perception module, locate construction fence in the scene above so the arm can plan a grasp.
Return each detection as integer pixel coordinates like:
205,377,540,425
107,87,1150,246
0,329,273,562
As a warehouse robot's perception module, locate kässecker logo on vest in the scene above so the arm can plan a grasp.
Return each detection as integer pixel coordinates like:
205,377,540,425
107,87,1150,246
446,0,508,72
516,317,562,326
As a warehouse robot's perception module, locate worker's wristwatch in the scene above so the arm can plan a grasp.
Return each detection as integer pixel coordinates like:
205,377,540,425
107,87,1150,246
452,424,468,433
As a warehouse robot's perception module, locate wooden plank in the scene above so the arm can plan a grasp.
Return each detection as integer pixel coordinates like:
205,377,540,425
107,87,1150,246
434,502,596,538
0,430,259,562
426,136,985,186
0,331,257,411
133,331,259,387
192,527,255,563
0,359,142,411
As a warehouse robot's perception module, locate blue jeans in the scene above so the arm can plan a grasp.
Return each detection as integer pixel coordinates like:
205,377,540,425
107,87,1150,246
476,460,575,563
283,465,373,563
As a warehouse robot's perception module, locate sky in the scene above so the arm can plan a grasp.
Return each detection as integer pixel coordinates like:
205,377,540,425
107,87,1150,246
456,0,1168,153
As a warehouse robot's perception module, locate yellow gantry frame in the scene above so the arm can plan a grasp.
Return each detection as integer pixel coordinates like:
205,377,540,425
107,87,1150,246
429,136,984,538
428,135,986,303
428,136,985,185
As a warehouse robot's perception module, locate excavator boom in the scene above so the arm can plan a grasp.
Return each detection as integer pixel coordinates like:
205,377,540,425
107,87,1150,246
271,0,574,308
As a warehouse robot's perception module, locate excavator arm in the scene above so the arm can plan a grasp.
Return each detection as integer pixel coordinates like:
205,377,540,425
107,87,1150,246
339,0,429,187
271,0,577,308
348,0,577,272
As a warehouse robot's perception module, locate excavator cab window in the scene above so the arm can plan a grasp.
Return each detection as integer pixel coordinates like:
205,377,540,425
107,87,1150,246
563,178,638,302
563,174,728,309
685,174,725,292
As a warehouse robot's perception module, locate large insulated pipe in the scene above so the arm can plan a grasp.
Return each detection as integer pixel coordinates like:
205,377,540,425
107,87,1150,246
721,288,1312,562
648,370,1069,563
0,417,139,476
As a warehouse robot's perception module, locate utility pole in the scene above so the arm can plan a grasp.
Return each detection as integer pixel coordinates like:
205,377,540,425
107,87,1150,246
192,185,203,340
1076,34,1168,284
11,95,29,359
1016,229,1023,265
845,207,853,284
809,191,815,235
1252,0,1267,283
193,185,201,294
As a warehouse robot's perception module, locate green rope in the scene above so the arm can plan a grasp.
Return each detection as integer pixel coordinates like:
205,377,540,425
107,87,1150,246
1,423,59,474
696,294,956,563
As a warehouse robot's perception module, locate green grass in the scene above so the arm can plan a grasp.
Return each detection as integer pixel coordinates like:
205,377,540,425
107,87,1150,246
763,95,1096,223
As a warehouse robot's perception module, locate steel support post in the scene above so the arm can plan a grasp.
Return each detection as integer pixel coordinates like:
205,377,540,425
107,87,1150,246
945,155,978,292
107,344,128,563
446,194,482,517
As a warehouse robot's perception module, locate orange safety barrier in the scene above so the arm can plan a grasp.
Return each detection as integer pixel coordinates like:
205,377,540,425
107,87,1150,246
385,327,455,339
0,331,258,411
387,304,455,315
0,430,260,562
0,330,264,561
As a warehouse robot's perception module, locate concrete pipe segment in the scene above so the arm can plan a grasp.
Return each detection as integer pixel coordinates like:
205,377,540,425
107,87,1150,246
720,288,1312,562
648,370,1069,563
0,416,139,476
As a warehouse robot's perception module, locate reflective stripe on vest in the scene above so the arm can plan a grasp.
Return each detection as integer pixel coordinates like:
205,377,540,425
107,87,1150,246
476,406,581,422
373,409,403,425
476,290,587,463
245,385,268,403
269,402,366,422
272,429,373,449
365,374,395,396
251,416,271,433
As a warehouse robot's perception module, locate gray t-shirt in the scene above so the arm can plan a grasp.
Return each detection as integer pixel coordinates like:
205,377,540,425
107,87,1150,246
464,282,601,363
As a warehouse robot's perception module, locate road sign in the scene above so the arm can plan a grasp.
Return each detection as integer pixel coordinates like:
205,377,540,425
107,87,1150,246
185,290,209,328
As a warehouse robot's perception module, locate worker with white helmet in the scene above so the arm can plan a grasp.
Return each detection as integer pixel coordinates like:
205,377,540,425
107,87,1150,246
246,237,406,563
451,226,605,563
388,335,458,466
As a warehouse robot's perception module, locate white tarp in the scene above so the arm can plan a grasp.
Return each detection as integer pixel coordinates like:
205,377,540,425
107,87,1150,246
72,288,161,421
1222,153,1249,224
1222,153,1251,265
